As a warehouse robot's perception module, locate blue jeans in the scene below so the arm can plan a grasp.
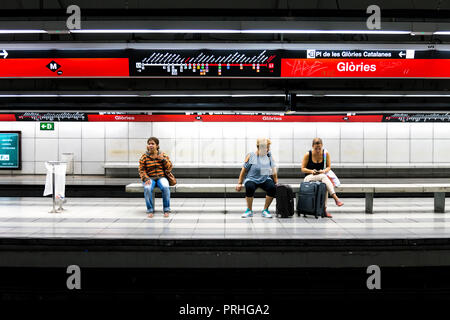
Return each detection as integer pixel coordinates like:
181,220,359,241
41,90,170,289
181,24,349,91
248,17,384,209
143,177,171,213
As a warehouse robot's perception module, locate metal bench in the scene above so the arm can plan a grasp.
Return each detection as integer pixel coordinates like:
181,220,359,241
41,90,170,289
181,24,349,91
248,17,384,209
125,183,450,214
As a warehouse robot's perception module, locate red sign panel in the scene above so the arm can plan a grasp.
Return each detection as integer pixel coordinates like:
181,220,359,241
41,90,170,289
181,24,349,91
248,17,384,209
0,58,129,77
87,114,383,122
281,59,450,78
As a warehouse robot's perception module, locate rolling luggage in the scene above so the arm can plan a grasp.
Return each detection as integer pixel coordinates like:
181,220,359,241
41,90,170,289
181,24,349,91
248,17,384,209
297,181,327,218
275,184,294,218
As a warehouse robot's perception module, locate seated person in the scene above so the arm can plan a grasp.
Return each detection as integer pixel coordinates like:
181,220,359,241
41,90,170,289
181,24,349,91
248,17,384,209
301,138,344,218
235,138,278,218
139,137,172,218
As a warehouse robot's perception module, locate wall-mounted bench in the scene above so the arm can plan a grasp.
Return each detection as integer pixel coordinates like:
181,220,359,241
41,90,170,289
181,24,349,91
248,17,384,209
125,183,450,214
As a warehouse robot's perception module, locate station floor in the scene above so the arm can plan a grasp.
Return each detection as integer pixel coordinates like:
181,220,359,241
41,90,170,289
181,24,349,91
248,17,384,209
0,196,449,240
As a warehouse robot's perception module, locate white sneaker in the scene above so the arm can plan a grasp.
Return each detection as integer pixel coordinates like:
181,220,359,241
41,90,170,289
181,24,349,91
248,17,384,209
262,209,272,218
241,208,253,218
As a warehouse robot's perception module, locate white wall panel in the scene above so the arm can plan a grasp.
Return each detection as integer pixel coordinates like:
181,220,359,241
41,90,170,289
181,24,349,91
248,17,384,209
433,140,450,163
364,123,387,139
222,123,245,139
58,139,81,162
21,138,35,162
410,123,433,139
175,139,199,163
0,122,12,130
270,139,293,163
59,122,82,139
387,123,410,139
82,122,104,138
129,138,148,162
410,139,433,163
35,139,58,162
105,122,128,139
199,123,223,139
341,123,364,139
223,139,246,163
387,140,410,163
158,138,176,162
199,139,223,163
340,140,364,163
434,123,450,139
316,123,340,139
293,139,314,164
176,123,199,139
129,122,151,139
293,123,317,139
82,139,105,162
364,140,387,163
11,122,35,138
153,122,175,138
105,139,128,162
270,123,293,139
12,162,34,174
245,123,270,139
323,139,340,164
34,161,48,174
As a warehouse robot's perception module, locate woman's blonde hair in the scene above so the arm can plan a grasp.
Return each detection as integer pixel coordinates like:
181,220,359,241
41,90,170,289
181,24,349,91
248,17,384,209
312,137,323,146
256,137,271,148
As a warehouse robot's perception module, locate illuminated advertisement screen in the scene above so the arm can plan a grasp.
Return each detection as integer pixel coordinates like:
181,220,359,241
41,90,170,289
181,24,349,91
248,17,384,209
0,131,21,170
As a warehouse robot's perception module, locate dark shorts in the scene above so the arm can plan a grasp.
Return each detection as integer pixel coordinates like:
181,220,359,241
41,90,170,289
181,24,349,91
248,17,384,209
244,179,276,198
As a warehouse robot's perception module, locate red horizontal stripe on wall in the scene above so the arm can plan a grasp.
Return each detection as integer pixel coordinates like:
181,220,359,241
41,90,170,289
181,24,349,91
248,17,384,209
87,115,199,121
0,58,129,77
0,114,16,121
88,114,384,122
281,59,450,78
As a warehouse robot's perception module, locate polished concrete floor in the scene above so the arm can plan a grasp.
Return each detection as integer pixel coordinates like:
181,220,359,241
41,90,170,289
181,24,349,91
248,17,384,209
0,196,449,240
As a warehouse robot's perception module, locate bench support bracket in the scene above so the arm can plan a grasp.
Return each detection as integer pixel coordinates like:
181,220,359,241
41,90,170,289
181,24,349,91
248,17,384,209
434,192,446,213
365,193,374,214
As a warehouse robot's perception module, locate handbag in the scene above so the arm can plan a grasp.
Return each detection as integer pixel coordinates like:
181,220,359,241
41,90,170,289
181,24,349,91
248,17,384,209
157,152,177,186
164,170,177,186
323,148,341,187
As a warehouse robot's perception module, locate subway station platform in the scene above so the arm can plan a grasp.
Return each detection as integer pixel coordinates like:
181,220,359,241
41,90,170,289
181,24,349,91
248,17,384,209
1,196,450,268
2,195,450,304
1,196,449,241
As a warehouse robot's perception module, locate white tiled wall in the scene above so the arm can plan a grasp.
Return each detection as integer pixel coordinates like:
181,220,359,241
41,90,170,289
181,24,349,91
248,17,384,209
387,139,410,163
3,121,450,174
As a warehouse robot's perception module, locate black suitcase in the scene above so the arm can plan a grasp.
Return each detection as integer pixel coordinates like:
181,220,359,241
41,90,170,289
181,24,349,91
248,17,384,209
275,184,295,218
297,181,327,218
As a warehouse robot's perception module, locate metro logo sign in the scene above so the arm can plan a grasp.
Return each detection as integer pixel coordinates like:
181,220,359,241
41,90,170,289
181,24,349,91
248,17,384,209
281,59,450,78
46,61,61,72
0,58,129,77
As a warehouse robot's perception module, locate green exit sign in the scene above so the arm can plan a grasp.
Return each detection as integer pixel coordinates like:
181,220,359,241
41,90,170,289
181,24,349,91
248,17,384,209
40,122,54,130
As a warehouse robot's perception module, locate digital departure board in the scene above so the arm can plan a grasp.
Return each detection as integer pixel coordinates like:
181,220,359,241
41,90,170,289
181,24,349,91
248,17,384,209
0,131,21,170
130,49,279,77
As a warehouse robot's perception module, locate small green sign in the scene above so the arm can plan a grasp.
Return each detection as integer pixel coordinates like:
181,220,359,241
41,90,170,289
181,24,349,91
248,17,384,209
40,122,54,130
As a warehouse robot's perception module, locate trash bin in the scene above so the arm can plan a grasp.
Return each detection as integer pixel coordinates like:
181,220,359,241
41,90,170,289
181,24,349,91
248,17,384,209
61,152,74,175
